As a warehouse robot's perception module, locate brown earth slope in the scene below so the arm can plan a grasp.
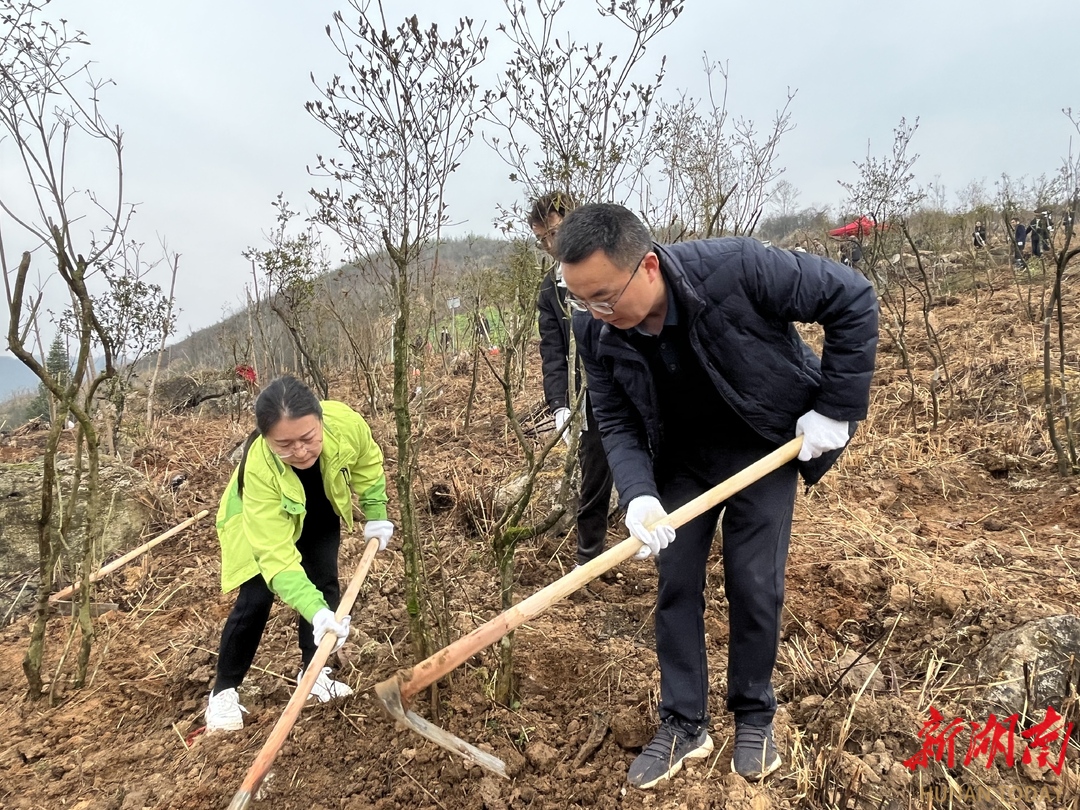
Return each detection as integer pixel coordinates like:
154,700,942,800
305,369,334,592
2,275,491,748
1,261,1079,809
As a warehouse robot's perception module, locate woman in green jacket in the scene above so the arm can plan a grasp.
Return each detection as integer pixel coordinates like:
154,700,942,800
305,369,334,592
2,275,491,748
205,375,392,732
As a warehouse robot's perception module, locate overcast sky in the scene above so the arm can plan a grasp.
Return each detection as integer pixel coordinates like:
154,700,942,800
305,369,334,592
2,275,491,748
3,0,1079,351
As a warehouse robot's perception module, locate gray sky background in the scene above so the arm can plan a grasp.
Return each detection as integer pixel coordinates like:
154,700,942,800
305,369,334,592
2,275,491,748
3,0,1079,353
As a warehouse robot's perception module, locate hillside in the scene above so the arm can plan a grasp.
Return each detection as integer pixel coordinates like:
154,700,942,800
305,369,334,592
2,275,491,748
160,235,513,374
0,355,38,402
1,252,1079,809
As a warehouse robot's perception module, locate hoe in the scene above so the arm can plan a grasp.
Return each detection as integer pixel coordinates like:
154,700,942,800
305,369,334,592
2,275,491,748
374,437,803,776
228,537,382,809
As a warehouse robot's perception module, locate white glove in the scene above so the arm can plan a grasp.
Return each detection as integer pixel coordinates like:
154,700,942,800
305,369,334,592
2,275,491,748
553,407,572,446
312,607,350,652
625,495,677,560
795,409,850,461
363,519,395,551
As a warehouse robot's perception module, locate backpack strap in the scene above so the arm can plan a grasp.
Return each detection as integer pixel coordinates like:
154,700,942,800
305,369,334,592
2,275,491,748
236,429,260,498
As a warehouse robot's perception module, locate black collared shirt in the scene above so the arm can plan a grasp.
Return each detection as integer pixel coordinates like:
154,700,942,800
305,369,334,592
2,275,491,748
627,296,765,478
292,458,340,537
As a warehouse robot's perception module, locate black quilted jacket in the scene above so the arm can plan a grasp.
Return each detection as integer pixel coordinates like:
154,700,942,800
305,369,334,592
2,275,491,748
573,237,879,504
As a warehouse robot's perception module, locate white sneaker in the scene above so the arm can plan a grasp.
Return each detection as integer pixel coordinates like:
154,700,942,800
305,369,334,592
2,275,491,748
300,666,354,703
205,687,247,732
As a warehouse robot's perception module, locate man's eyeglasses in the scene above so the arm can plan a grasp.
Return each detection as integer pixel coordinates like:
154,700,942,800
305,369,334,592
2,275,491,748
565,251,649,315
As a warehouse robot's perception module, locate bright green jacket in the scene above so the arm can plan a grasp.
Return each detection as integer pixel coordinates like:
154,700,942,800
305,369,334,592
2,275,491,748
215,400,388,621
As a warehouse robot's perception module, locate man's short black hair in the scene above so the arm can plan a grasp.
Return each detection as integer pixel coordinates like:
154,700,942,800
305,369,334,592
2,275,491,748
527,191,578,228
553,203,653,270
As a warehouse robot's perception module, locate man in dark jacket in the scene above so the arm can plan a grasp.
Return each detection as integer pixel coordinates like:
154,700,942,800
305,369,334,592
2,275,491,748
973,221,987,249
1029,216,1044,258
840,237,863,268
1013,218,1028,267
528,192,614,566
1035,210,1053,252
555,204,878,789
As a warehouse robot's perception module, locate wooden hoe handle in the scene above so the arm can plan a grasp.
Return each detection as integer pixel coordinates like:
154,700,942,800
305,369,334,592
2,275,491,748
227,537,381,810
50,510,210,603
396,437,803,705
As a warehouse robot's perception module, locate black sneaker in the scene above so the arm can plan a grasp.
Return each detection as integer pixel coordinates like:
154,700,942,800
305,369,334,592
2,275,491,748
627,717,714,789
731,721,781,781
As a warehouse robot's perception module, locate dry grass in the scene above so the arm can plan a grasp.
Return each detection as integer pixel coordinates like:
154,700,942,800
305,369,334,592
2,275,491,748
7,259,1080,807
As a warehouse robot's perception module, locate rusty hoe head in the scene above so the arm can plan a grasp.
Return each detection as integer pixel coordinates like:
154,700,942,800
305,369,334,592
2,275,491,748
374,674,509,778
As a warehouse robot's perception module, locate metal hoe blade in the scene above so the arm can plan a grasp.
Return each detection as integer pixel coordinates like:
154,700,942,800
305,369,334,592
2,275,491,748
371,439,803,780
374,676,508,778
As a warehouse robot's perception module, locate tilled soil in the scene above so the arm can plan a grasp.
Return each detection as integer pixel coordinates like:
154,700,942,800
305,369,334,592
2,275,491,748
3,270,1080,809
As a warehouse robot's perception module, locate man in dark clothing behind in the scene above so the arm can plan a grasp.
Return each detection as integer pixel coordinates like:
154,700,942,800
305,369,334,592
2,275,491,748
555,204,878,789
1029,216,1044,258
528,192,614,566
973,221,987,248
1013,217,1028,267
1036,211,1053,252
841,237,863,269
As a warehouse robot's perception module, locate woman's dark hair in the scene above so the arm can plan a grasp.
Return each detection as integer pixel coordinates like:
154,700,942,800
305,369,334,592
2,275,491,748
237,376,322,496
254,375,323,435
552,203,653,270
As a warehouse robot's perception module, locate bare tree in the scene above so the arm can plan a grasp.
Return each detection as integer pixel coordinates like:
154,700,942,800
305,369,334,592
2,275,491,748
642,58,795,240
467,240,578,703
840,119,935,427
478,1,682,697
482,0,683,464
307,2,488,660
770,179,801,219
244,194,330,399
485,0,683,212
956,178,990,213
145,246,179,427
0,0,174,696
320,273,390,415
1041,109,1080,474
995,171,1066,322
92,239,176,454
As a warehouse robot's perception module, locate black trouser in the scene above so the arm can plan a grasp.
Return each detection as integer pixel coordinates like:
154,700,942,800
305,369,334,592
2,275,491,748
576,399,615,565
654,445,798,729
212,522,342,694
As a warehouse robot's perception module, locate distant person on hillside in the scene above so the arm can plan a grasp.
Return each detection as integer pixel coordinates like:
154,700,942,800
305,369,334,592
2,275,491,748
1036,211,1053,251
1029,216,1043,258
204,375,393,732
972,221,987,249
840,238,863,269
528,190,615,568
1012,218,1027,267
811,238,828,257
475,312,492,345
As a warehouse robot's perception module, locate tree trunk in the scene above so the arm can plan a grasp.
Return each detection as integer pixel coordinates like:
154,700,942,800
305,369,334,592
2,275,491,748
391,265,431,661
21,420,64,698
146,254,179,426
493,533,516,706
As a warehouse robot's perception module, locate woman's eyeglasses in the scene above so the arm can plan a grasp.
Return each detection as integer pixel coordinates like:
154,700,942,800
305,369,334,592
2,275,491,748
268,427,323,459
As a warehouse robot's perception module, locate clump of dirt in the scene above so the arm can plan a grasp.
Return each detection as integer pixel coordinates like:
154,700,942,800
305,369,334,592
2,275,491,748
2,262,1080,809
